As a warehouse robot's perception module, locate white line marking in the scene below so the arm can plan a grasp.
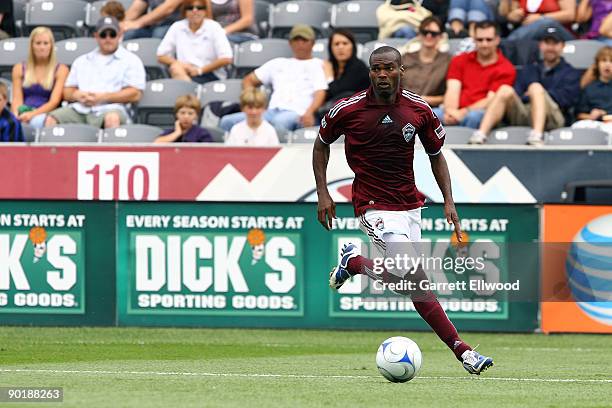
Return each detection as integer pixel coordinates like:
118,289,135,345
1,369,611,384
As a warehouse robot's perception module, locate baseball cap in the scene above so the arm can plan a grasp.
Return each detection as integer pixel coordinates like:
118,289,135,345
95,16,120,34
289,24,315,41
538,26,564,42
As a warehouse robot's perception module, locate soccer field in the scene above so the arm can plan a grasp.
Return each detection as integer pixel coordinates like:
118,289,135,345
0,327,611,408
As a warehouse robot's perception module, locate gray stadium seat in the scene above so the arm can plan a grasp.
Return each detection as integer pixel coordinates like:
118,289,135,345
359,38,406,63
37,124,100,143
200,79,243,105
269,1,332,39
486,126,530,145
563,40,605,70
290,126,319,143
331,1,381,43
25,0,88,40
232,38,292,77
101,124,163,143
254,0,271,38
0,37,30,80
56,37,96,66
124,38,168,80
205,126,226,143
444,126,474,145
136,79,200,128
546,127,609,146
21,123,37,142
312,38,329,60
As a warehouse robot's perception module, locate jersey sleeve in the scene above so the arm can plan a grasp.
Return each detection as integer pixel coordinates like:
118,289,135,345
317,100,345,144
418,107,445,155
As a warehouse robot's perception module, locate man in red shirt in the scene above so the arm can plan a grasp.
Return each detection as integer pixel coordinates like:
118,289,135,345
433,21,516,129
312,46,494,375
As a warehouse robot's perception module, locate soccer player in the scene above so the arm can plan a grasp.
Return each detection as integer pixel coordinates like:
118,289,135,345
312,46,494,375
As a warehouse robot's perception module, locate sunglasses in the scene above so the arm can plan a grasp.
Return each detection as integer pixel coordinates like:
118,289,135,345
99,30,117,39
419,29,441,37
186,5,206,10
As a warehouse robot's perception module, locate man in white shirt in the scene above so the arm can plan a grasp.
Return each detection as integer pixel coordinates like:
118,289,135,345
46,17,146,129
219,24,328,135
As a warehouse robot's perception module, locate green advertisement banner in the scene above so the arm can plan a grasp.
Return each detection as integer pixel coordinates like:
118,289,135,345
117,202,539,332
0,201,115,326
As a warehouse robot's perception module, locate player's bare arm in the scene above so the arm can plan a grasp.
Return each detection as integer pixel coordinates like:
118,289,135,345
312,137,336,230
429,152,463,242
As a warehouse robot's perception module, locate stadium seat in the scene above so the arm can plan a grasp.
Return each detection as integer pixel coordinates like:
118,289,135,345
204,126,226,143
546,127,609,146
124,38,168,80
486,126,530,145
21,123,37,142
13,0,27,36
254,0,271,38
24,0,88,40
290,126,319,143
444,126,474,145
136,79,200,128
359,38,406,62
448,38,465,56
232,38,292,77
312,38,329,60
55,37,96,66
37,124,100,143
0,37,30,80
269,1,332,39
100,124,163,143
331,1,381,43
563,40,605,70
199,79,243,105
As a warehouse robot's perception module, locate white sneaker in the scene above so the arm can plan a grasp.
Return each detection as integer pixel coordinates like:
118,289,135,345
469,130,487,144
527,130,544,146
461,349,494,375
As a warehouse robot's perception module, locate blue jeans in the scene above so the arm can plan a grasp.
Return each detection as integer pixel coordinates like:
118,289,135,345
29,113,46,128
123,24,171,41
227,32,259,44
220,108,302,134
433,106,485,129
449,0,495,23
392,26,417,39
507,18,574,41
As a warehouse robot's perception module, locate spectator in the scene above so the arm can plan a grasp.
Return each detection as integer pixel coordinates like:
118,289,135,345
600,11,612,41
101,1,127,22
376,0,432,40
45,17,146,129
447,0,497,38
121,0,183,40
211,0,258,43
323,29,369,103
573,46,612,131
219,24,327,135
226,88,279,146
433,21,516,129
471,26,581,145
0,1,15,40
499,0,575,41
401,16,450,107
423,0,450,24
157,0,233,83
155,94,213,142
0,82,24,142
577,0,612,45
11,27,69,129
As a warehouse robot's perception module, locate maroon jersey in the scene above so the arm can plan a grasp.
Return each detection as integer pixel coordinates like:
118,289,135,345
318,87,445,216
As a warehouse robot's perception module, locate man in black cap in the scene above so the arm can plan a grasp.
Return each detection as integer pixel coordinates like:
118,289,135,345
45,17,146,129
470,26,581,145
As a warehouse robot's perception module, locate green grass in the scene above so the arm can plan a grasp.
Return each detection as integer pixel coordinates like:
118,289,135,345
0,327,611,407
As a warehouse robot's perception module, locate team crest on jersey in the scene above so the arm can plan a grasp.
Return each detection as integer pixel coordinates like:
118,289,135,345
402,123,416,143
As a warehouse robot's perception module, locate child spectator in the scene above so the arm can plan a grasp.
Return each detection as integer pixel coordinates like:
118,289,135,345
0,82,24,142
155,94,213,143
573,46,612,134
225,88,279,146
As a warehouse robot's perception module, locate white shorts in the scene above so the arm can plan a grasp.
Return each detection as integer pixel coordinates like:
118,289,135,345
359,208,422,254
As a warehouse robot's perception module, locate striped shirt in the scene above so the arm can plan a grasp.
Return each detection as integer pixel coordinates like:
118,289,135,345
0,108,24,142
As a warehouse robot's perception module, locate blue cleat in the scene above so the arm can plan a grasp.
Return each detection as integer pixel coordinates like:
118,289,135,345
461,350,494,375
329,243,360,290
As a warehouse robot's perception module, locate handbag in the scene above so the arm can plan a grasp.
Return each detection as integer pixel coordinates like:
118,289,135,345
376,0,432,40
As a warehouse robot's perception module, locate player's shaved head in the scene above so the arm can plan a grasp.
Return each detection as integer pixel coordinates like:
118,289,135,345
369,46,401,66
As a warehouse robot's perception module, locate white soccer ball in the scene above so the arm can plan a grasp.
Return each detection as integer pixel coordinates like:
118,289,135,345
376,336,422,383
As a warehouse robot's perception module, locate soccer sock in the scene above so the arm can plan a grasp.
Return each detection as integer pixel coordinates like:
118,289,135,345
347,255,372,276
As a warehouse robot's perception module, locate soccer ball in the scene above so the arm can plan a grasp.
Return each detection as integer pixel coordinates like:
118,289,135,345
376,336,422,383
